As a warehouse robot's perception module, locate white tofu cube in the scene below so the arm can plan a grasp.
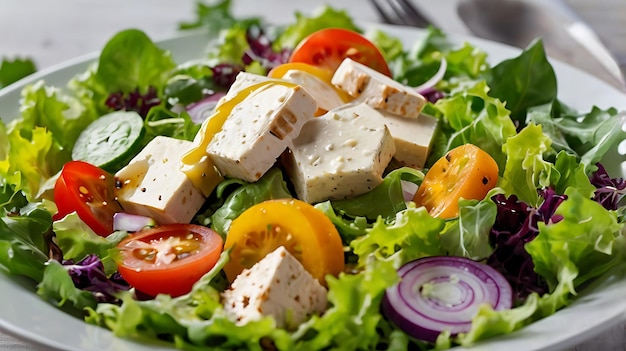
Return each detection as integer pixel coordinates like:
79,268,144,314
221,246,328,330
115,136,205,224
280,69,345,114
283,103,396,204
208,82,316,182
331,58,427,118
379,111,439,169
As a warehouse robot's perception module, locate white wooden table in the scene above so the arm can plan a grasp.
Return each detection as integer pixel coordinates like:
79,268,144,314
0,0,624,350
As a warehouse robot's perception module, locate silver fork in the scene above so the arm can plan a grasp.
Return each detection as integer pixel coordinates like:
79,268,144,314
369,0,431,28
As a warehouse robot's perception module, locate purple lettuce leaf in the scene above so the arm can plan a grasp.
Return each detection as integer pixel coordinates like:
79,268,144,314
487,188,567,301
590,163,626,211
63,254,129,304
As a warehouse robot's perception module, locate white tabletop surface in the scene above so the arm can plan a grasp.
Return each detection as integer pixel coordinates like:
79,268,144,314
0,0,624,350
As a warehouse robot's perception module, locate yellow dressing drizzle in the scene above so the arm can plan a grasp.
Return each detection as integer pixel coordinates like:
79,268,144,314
181,80,297,196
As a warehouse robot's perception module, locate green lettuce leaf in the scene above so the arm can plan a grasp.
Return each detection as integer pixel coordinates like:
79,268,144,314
528,104,626,172
275,258,400,350
0,57,36,88
179,0,260,33
53,213,127,274
143,104,201,143
273,6,362,50
439,189,500,260
500,123,553,206
0,182,51,282
330,167,423,221
314,201,370,244
550,151,596,198
96,29,176,94
351,205,445,268
386,26,489,89
526,187,625,295
427,81,517,169
487,39,557,125
36,259,97,312
204,20,260,67
71,29,177,117
202,168,293,236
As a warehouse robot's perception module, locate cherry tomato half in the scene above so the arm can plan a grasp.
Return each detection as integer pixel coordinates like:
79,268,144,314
53,160,123,236
413,144,499,219
116,224,224,297
289,28,392,77
223,198,345,286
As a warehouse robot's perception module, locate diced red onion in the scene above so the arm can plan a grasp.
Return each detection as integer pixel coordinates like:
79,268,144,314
113,213,157,232
186,93,225,124
414,58,447,93
382,256,512,343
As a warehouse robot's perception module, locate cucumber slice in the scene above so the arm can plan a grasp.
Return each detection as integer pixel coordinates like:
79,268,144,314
72,111,145,172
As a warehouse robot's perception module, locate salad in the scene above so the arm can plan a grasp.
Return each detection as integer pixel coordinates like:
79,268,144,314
1,1,625,350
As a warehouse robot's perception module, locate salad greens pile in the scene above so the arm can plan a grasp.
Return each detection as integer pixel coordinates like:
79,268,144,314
1,0,625,350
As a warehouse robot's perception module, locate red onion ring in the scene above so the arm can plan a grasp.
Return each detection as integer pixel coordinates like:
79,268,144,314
113,212,156,232
186,93,226,124
382,256,512,343
414,57,447,93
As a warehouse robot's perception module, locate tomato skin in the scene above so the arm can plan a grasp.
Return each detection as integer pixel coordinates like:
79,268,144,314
289,28,392,77
116,224,224,297
224,198,344,286
53,160,123,236
413,144,499,219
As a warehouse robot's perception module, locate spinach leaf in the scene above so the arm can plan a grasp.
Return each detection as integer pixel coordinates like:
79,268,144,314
487,39,557,126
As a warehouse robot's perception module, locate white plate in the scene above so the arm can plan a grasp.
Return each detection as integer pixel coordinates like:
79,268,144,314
0,25,625,351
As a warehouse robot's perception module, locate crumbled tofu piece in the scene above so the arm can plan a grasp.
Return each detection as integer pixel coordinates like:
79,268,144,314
221,246,328,330
283,103,395,204
115,136,205,224
207,81,317,182
331,58,427,118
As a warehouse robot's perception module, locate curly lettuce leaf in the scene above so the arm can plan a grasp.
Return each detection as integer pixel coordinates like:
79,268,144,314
500,123,553,207
427,81,517,169
351,205,445,268
272,6,362,50
19,80,97,151
526,187,625,295
275,258,401,350
53,213,127,274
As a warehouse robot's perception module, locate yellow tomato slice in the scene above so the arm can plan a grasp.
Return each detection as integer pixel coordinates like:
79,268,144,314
413,144,499,219
223,198,344,286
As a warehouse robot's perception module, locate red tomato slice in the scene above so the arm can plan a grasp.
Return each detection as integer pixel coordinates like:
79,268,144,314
116,224,224,297
289,28,392,77
53,160,123,236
